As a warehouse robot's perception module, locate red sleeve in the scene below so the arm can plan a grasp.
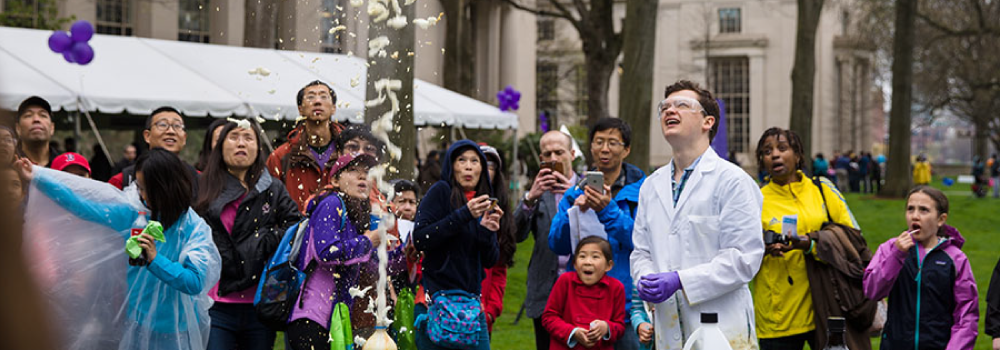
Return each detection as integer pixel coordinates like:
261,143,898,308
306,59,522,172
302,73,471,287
542,273,576,344
108,173,123,190
480,266,508,331
266,151,282,180
606,279,627,343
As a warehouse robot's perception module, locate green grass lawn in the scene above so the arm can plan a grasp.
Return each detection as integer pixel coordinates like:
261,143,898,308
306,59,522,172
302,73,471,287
280,179,1000,349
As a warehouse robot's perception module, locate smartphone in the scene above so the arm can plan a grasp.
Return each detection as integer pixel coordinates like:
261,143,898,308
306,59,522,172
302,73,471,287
582,171,604,194
540,161,564,176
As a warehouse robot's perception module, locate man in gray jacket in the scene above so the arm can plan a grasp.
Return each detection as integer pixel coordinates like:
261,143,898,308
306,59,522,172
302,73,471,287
515,130,578,350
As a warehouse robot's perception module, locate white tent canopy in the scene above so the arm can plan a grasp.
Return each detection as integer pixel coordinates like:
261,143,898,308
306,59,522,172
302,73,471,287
0,26,517,129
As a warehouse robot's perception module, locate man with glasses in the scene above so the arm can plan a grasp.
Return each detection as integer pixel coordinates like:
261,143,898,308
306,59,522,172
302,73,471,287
630,80,763,349
266,80,345,212
14,96,61,167
108,106,200,197
549,117,646,350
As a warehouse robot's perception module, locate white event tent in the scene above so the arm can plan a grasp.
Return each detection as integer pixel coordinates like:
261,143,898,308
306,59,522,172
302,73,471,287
0,26,518,130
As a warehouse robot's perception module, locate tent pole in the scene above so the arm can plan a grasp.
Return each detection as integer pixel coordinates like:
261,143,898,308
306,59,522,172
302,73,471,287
76,99,113,167
511,128,520,200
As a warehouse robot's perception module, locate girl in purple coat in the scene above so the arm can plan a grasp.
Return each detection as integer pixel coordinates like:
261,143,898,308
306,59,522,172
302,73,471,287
863,186,978,350
286,153,381,349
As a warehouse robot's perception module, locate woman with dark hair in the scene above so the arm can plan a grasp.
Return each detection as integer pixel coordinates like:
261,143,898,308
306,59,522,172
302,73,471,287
194,119,300,350
196,118,229,172
412,140,501,350
285,152,381,350
0,125,18,164
16,148,221,350
479,144,516,334
752,128,866,349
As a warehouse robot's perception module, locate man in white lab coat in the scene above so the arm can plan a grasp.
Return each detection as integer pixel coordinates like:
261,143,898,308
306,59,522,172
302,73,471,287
630,80,764,350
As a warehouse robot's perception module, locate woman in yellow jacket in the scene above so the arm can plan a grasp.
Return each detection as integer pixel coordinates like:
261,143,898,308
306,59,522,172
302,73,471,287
752,128,859,350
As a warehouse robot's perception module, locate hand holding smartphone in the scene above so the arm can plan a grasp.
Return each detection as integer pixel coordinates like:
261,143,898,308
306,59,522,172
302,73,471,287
582,171,604,194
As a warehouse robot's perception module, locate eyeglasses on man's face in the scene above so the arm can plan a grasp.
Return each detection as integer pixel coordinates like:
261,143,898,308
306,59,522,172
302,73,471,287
150,121,186,133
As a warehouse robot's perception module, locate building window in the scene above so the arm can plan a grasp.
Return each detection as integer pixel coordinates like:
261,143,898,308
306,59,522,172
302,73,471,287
710,57,750,153
718,8,741,34
178,0,210,43
575,64,588,117
321,0,346,53
96,0,133,35
537,63,559,121
1,0,51,29
537,18,554,41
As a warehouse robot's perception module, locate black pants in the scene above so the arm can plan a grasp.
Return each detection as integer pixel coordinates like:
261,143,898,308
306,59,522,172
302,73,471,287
533,317,549,350
759,330,816,350
285,319,328,350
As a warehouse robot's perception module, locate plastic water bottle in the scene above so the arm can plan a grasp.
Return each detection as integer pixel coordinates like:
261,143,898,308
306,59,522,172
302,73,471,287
823,317,849,350
128,212,148,266
682,313,733,350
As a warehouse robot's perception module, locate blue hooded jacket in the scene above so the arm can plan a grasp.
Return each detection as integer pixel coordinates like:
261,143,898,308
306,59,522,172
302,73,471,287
413,140,500,297
549,162,645,321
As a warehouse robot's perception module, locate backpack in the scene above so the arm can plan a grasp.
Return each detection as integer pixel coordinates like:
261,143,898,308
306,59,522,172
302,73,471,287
254,191,346,330
419,289,482,349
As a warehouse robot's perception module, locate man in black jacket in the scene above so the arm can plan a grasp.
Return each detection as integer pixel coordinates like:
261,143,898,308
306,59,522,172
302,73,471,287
514,130,578,350
987,257,1000,349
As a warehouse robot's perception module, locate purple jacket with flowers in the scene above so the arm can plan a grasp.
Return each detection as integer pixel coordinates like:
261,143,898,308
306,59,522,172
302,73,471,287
863,225,978,350
289,193,373,328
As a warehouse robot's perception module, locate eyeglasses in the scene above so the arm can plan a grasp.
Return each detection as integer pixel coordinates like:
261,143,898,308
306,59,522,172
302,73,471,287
150,121,186,132
304,94,332,102
591,139,624,149
344,142,378,155
0,136,14,145
658,96,705,115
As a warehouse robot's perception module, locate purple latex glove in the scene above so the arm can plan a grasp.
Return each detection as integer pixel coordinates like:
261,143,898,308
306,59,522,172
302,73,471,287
636,271,681,303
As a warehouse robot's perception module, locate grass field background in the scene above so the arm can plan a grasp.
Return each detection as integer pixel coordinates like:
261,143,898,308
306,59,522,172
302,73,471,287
279,179,1000,349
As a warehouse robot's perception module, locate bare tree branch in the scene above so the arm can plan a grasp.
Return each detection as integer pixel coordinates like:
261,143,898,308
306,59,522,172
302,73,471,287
499,0,574,22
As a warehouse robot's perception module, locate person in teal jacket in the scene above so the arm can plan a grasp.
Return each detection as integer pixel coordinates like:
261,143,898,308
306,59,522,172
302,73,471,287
549,117,646,350
18,148,221,350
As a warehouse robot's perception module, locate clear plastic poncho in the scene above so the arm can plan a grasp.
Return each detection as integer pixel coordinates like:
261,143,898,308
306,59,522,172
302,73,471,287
24,167,221,350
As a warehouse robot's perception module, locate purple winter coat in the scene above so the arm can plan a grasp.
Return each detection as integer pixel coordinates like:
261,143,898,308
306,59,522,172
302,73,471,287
289,193,373,328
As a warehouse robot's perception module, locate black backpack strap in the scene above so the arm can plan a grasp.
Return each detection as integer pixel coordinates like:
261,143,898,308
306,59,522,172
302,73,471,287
812,176,835,224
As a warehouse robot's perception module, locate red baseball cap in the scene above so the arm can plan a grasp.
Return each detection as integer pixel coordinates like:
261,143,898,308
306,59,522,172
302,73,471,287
51,152,91,174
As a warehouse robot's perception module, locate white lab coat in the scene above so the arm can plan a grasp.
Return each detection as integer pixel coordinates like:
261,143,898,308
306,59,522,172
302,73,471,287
630,148,764,350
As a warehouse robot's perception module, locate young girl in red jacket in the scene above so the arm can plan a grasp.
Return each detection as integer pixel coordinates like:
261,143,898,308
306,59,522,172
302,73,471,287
542,236,626,350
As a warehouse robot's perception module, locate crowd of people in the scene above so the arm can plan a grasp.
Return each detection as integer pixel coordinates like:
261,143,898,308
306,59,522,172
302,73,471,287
4,78,1000,350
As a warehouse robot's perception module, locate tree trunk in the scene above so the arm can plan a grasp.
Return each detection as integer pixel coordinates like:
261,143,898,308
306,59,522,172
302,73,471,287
619,0,657,171
365,0,417,180
243,0,278,48
788,0,824,166
882,0,918,198
441,0,476,97
584,53,614,126
973,113,990,161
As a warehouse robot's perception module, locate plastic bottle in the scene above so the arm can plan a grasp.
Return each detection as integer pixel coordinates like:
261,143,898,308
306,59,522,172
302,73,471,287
128,212,148,266
823,317,849,350
682,313,733,350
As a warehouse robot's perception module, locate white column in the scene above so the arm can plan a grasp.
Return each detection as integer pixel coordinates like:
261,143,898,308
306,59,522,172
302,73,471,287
209,0,244,45
499,2,536,136
135,0,179,40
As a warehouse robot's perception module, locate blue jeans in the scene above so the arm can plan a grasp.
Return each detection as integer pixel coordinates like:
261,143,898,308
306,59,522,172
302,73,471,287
615,322,639,350
207,302,276,350
415,303,491,350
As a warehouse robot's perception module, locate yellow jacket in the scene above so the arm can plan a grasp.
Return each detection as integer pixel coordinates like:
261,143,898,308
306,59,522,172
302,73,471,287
753,171,857,339
913,161,932,185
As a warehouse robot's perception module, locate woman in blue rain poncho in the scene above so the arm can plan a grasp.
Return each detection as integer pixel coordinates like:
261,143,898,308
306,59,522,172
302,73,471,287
18,148,221,350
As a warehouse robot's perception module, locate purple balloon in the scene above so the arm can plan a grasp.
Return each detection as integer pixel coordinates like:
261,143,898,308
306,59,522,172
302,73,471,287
63,50,76,63
70,21,94,43
511,102,519,110
49,31,72,53
70,42,94,65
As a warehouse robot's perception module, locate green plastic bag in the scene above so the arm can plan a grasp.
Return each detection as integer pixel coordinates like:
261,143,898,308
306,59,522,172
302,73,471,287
126,221,164,259
329,302,354,350
393,288,416,350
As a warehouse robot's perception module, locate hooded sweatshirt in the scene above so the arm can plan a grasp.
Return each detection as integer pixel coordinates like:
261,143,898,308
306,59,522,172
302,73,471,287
863,225,979,350
412,140,500,297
